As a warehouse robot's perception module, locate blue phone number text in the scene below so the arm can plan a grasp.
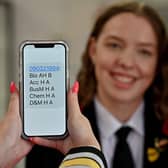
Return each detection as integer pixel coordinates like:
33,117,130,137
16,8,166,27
29,65,60,72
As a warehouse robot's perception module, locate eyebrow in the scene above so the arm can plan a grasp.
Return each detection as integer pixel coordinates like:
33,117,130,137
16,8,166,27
105,35,157,48
105,35,123,42
137,42,157,49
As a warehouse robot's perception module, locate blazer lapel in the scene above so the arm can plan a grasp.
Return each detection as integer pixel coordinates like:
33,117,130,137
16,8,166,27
143,94,165,168
82,101,101,143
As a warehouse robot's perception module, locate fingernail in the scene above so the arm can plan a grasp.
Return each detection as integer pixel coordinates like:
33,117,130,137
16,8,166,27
10,81,16,93
29,138,33,142
72,81,79,93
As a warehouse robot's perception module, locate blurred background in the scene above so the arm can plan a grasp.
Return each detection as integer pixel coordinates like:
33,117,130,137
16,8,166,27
0,0,167,167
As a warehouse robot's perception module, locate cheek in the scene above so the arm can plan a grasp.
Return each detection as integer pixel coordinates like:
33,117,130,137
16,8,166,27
94,59,112,77
94,59,109,82
94,51,117,70
139,61,157,83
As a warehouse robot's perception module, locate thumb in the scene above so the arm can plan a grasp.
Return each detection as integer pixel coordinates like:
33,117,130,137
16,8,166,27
68,81,81,119
7,82,19,117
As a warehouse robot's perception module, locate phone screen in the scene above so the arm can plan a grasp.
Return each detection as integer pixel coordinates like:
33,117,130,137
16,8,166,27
21,42,67,137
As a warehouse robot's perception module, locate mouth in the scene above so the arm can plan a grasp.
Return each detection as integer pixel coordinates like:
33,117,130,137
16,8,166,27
109,71,137,89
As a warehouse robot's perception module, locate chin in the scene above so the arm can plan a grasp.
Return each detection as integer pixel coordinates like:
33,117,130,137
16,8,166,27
110,92,142,104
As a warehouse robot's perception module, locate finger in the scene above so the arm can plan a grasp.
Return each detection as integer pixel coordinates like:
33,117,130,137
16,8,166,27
68,81,81,119
31,137,63,151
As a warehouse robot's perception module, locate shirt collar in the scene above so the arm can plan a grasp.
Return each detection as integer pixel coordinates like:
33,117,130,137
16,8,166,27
94,97,145,139
126,101,145,136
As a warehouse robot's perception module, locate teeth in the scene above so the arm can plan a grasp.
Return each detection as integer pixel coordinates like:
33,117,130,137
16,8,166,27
113,75,134,83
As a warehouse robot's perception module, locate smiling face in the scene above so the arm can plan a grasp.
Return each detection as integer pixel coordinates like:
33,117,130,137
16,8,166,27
89,13,158,105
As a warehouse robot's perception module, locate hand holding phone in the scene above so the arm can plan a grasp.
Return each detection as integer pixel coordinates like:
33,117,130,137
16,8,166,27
19,40,68,139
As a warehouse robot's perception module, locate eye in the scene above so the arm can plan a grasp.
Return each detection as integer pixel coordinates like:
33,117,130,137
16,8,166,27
106,42,122,50
138,49,152,57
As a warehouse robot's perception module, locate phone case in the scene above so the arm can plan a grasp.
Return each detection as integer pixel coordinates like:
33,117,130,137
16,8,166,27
19,40,69,140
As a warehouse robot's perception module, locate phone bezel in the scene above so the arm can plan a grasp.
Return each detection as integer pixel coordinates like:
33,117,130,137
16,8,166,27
19,40,69,139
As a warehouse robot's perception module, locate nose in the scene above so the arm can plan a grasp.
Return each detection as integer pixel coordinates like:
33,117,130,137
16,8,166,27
117,49,135,69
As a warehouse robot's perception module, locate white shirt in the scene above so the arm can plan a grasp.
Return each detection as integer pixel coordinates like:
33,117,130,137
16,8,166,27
94,98,145,168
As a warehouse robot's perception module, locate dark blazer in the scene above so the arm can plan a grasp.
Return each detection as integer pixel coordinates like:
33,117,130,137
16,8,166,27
26,96,168,168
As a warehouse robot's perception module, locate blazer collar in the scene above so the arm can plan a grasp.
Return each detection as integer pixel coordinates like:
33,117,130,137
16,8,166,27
143,94,163,167
82,100,101,143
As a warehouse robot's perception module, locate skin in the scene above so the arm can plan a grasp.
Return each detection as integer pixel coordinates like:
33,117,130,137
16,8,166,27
0,12,159,167
0,83,100,168
89,13,158,122
0,90,33,168
32,83,100,154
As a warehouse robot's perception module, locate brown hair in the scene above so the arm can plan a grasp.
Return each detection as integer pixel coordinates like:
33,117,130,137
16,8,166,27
77,1,168,119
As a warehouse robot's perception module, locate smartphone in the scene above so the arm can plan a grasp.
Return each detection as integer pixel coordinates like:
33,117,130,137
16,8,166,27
19,40,68,139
